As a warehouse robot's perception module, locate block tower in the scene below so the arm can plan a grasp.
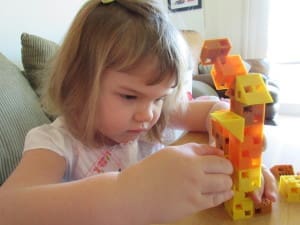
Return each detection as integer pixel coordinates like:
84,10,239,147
200,38,273,220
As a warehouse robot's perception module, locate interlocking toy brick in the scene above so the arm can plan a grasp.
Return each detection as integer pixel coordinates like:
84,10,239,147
200,38,231,65
234,74,273,105
234,167,262,192
279,175,300,202
230,99,265,125
211,111,245,142
224,188,254,220
228,135,262,170
271,164,295,181
254,198,272,215
211,55,247,90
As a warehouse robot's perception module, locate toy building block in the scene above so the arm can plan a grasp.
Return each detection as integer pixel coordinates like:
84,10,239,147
200,38,231,65
211,55,247,90
212,120,230,156
279,175,300,202
234,74,273,105
244,124,264,141
254,198,272,215
234,167,262,192
271,164,295,181
228,135,262,170
230,99,265,125
211,111,245,142
224,188,254,220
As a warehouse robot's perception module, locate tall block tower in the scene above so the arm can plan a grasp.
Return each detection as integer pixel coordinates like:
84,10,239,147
200,38,273,220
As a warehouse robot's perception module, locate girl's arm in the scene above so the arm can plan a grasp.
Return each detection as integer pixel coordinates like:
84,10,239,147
0,149,144,225
169,98,229,132
0,144,233,225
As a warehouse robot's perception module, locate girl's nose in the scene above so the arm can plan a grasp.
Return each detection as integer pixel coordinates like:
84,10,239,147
134,103,154,123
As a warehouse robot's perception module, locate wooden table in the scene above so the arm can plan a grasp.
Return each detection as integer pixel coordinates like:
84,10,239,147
163,131,300,225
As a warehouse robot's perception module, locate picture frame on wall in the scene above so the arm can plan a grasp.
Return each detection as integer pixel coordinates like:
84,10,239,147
168,0,202,12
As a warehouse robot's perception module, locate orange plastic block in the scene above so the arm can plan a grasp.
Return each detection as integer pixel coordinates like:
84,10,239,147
254,198,272,215
210,55,247,90
234,74,273,105
230,98,265,126
279,175,300,202
212,123,230,156
211,110,245,142
200,38,231,65
228,135,263,170
271,164,295,181
244,124,264,141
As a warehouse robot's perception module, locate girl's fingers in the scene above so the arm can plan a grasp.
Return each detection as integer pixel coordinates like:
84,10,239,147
189,143,224,156
249,166,278,204
262,167,278,202
201,190,234,209
199,174,233,193
200,156,233,174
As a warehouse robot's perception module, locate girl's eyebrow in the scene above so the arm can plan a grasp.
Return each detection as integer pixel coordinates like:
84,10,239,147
118,85,173,97
118,86,141,95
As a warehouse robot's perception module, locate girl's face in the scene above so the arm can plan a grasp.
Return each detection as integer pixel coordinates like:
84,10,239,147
95,59,174,144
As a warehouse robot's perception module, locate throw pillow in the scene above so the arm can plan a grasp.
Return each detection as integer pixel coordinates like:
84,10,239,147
21,33,59,96
0,52,50,185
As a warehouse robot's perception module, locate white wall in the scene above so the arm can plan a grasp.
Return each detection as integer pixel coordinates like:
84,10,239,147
0,0,87,66
0,0,206,66
1,0,247,66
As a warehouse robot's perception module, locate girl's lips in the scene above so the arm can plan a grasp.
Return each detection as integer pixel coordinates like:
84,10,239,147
127,129,149,136
127,129,147,133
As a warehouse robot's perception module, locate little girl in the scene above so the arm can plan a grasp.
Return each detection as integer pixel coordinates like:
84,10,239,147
0,1,276,225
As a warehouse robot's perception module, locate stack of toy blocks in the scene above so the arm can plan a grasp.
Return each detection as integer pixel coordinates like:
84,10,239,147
200,38,274,220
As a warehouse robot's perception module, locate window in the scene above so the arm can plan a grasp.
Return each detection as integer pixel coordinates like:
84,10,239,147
267,0,300,115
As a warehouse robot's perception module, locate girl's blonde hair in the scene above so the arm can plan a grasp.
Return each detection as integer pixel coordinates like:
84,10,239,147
43,0,190,147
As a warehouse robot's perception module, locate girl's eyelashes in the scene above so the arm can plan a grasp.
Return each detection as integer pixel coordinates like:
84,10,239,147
119,93,167,102
120,94,137,100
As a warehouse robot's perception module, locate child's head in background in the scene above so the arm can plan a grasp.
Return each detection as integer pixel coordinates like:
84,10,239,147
43,0,190,147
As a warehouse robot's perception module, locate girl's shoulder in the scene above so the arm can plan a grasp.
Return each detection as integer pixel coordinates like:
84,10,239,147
23,117,80,157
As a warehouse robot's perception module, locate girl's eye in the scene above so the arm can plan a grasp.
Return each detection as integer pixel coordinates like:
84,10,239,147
121,94,137,100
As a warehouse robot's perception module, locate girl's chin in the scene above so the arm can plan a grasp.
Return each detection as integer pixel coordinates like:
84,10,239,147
96,131,142,146
102,135,139,146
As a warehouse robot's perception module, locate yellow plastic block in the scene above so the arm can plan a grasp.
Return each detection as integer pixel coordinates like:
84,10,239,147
279,175,300,202
200,38,231,65
235,74,273,105
224,191,254,220
211,55,247,90
234,167,262,192
211,110,245,142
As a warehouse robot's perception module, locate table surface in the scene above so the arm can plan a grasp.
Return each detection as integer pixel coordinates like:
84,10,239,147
161,131,300,225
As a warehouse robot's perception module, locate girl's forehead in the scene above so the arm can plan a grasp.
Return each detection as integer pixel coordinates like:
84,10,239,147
120,56,176,85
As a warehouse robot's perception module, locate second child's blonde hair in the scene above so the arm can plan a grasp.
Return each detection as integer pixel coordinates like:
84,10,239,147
43,0,190,147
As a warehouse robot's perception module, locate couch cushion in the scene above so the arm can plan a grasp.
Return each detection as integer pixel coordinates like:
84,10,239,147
0,52,50,185
21,32,59,96
181,30,203,75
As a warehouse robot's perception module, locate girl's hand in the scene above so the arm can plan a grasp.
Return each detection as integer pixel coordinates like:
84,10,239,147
249,165,278,204
118,143,233,224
